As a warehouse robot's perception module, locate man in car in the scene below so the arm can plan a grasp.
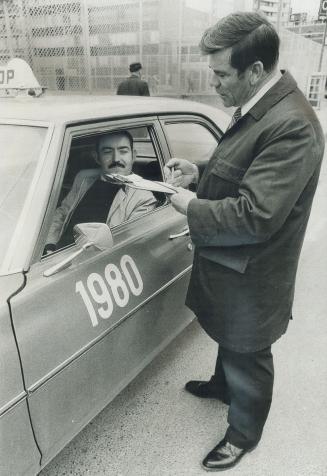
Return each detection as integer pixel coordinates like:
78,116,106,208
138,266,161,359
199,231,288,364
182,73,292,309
45,131,156,252
116,62,150,96
166,11,324,472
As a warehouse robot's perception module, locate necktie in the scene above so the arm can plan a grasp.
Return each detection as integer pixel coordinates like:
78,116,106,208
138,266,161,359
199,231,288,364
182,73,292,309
227,107,242,131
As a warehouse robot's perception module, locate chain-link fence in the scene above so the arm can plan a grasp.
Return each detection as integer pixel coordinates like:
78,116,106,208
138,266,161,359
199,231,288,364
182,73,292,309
0,0,214,95
0,0,325,96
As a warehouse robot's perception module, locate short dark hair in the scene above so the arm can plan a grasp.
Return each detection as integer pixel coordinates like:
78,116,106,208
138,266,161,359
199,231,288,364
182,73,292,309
96,130,133,154
199,11,279,74
129,62,142,73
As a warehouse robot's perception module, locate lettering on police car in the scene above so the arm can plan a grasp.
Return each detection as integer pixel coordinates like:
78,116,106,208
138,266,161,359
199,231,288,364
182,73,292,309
0,69,14,85
75,254,143,327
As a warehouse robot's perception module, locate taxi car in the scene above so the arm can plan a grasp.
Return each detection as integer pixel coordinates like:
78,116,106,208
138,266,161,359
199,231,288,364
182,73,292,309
0,60,229,475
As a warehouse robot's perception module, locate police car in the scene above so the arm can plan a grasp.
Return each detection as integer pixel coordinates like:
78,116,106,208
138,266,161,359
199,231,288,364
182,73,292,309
0,59,229,475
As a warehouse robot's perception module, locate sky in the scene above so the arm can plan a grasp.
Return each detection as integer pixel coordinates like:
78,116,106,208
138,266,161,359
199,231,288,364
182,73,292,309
291,0,320,16
185,0,322,17
185,0,211,12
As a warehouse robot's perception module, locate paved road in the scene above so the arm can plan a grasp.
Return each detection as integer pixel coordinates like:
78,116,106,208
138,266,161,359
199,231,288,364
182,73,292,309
41,112,327,476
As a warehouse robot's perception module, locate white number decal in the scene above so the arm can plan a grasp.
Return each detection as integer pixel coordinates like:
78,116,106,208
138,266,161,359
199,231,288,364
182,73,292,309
121,254,143,296
75,255,143,327
75,281,98,327
104,263,129,307
87,273,113,319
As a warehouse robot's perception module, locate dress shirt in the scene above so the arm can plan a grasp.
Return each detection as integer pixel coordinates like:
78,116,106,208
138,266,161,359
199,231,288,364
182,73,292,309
241,70,282,116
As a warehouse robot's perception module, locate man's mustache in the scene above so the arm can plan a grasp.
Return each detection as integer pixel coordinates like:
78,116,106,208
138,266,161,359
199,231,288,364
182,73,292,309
108,161,125,168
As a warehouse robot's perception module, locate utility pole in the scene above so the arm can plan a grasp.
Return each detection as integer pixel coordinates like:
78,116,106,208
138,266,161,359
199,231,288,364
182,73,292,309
318,19,327,72
210,0,216,23
276,0,282,34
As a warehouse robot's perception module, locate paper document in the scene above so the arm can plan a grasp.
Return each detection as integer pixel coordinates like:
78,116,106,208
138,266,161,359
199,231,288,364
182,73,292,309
104,173,178,195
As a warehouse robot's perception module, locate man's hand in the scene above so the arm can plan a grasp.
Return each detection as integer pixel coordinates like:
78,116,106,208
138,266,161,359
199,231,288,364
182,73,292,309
170,188,196,215
43,243,56,255
164,158,199,188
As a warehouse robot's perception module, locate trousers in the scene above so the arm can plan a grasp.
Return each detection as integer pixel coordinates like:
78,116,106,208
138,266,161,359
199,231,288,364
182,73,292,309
211,345,274,450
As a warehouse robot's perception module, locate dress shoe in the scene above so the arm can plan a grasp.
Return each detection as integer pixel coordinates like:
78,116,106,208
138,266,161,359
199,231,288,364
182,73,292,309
184,380,230,404
202,438,250,471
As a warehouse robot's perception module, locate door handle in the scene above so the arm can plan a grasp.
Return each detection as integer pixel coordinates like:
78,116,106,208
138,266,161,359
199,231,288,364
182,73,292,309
169,228,189,239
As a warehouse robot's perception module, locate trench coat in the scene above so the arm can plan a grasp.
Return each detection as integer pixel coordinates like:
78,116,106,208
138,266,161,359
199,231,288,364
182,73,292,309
116,75,150,96
186,71,325,353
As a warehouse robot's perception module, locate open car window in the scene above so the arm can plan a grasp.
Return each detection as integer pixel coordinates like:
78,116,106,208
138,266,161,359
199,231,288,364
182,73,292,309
44,126,166,255
164,122,218,165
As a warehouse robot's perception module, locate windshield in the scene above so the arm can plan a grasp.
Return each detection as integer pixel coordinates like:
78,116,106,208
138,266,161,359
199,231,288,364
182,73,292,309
0,124,47,268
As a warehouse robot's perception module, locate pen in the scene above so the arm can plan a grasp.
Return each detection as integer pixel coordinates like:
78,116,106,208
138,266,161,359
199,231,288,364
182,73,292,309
171,166,175,181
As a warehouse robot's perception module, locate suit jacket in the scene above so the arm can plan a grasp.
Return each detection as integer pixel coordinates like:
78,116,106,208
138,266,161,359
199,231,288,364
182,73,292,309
47,169,156,246
117,75,150,96
186,71,324,352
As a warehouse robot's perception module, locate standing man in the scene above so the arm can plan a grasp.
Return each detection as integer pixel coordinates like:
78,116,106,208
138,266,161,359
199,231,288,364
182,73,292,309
166,12,324,472
116,62,150,96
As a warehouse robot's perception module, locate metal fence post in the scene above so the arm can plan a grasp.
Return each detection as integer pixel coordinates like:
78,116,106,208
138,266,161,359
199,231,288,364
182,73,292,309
81,0,92,92
177,0,183,93
139,0,143,62
276,0,282,34
3,1,14,59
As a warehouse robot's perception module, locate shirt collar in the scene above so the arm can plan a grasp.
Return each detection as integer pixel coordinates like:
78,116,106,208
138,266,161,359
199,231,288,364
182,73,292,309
241,70,282,117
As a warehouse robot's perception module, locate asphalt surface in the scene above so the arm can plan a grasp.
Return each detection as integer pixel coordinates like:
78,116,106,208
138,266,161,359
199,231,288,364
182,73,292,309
40,107,327,476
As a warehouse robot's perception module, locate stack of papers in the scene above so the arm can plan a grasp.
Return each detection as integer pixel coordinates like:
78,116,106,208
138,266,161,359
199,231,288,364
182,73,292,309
105,173,178,195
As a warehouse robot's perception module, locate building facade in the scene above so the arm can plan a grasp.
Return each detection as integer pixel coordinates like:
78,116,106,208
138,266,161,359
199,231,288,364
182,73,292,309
0,0,325,96
0,0,214,94
253,0,291,29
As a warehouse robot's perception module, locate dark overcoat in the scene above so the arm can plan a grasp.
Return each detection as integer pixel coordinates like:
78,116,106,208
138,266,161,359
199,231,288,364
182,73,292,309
186,72,324,353
116,75,150,96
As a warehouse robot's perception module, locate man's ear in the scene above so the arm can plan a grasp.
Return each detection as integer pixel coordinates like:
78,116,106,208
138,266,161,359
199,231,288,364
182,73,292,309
249,61,264,86
91,149,100,165
132,148,137,162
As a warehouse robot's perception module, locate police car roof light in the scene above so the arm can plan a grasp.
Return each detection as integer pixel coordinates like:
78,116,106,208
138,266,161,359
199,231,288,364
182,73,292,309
0,58,44,98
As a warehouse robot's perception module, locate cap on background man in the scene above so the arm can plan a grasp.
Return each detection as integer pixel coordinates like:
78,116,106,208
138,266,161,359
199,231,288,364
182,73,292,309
129,62,142,73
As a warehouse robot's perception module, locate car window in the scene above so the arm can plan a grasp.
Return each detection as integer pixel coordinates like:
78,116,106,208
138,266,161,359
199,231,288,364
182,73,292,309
0,124,47,268
44,126,166,254
164,122,218,165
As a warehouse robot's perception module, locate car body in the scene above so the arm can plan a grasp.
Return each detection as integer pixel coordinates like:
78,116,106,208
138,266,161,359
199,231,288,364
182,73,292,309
0,83,229,475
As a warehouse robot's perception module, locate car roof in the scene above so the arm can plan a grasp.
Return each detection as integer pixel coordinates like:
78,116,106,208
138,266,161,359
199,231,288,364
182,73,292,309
0,93,230,129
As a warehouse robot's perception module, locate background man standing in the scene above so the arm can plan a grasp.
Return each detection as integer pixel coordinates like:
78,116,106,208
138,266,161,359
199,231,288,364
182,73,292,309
166,11,324,472
116,62,150,96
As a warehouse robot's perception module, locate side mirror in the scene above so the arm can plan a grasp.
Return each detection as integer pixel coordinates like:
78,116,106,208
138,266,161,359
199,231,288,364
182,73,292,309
43,223,113,277
74,222,114,250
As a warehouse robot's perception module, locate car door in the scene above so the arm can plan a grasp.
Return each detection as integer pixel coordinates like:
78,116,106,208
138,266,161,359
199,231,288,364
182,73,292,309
0,120,55,476
9,116,196,467
0,274,41,476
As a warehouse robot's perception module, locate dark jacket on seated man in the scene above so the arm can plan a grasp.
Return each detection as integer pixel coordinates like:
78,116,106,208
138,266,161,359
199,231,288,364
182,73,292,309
46,169,156,250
